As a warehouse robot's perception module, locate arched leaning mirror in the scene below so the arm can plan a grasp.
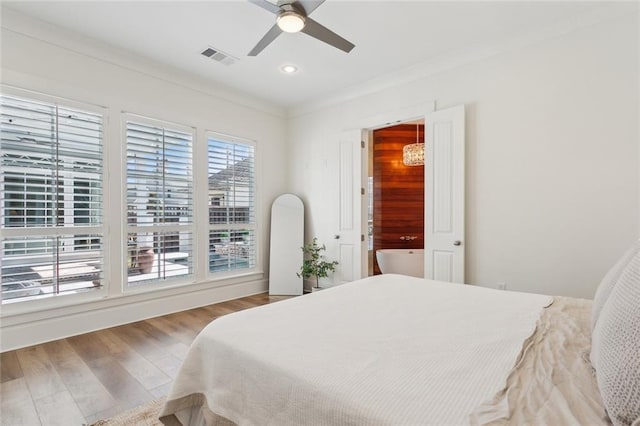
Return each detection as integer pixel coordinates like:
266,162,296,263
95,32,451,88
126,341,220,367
269,194,304,295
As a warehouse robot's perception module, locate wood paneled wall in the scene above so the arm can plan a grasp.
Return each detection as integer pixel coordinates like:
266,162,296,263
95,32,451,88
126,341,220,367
372,124,424,274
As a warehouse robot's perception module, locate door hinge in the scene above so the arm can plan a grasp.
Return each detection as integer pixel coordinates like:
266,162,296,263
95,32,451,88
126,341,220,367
361,187,365,195
361,140,365,149
361,234,365,242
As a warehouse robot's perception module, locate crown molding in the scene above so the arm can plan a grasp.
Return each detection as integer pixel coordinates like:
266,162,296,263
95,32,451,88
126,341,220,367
288,3,637,119
0,7,287,119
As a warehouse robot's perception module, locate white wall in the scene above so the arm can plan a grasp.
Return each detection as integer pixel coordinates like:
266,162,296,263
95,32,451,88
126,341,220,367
0,11,288,350
288,13,639,299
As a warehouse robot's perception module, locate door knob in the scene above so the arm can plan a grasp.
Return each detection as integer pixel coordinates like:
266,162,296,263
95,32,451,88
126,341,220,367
453,240,462,246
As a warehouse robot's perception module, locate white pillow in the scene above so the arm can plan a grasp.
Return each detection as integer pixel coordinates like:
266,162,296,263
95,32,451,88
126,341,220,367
591,249,640,426
592,241,640,330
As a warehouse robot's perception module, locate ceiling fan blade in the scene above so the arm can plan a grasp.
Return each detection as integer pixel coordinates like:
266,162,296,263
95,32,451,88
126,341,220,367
295,0,325,15
248,0,281,15
301,17,355,53
248,23,283,56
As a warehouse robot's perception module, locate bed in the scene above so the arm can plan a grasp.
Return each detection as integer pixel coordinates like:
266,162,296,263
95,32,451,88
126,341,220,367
160,245,640,426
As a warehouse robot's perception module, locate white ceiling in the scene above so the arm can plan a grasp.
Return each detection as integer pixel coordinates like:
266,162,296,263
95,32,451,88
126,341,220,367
1,1,626,109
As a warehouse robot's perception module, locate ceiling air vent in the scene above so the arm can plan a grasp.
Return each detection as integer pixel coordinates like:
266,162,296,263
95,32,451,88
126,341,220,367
200,46,237,66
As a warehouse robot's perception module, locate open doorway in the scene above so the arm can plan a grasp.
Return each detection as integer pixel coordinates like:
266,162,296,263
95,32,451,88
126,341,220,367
367,120,425,276
338,104,463,283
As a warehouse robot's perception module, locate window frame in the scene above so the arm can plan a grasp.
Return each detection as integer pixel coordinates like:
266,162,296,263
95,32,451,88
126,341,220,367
0,86,264,316
122,113,196,293
0,85,108,311
206,131,260,279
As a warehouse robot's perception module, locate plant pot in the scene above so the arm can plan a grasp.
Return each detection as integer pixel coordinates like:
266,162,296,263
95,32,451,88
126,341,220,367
138,247,155,274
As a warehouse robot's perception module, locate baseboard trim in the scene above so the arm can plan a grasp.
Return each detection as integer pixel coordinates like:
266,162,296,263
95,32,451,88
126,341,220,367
0,278,268,352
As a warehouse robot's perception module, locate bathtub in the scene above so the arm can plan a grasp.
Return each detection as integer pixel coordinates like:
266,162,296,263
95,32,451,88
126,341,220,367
376,249,424,278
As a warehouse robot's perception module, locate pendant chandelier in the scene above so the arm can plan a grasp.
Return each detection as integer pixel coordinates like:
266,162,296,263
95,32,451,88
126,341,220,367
403,123,424,166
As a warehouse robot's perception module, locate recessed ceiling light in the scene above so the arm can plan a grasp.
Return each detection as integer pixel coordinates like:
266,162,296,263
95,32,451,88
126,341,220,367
281,65,298,74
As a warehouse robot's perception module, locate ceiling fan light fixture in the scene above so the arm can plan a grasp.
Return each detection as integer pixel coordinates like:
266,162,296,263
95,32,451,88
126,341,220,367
277,11,305,33
248,0,355,56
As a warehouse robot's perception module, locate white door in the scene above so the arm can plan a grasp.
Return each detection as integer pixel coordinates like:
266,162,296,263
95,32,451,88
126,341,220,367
336,130,366,283
424,105,465,283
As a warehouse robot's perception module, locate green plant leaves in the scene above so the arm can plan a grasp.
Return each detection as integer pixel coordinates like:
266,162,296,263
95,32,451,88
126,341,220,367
297,237,339,287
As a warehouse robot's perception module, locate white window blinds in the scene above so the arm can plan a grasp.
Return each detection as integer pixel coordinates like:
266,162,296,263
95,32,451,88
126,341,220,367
208,134,256,273
126,117,193,285
0,93,104,303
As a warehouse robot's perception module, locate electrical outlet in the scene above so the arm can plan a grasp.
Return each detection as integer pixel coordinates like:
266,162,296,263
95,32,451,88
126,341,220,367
497,282,507,291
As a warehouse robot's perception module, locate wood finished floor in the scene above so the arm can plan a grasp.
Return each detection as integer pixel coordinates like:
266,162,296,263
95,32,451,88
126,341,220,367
0,293,289,426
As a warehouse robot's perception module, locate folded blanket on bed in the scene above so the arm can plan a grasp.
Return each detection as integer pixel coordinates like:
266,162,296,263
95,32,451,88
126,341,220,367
470,296,609,425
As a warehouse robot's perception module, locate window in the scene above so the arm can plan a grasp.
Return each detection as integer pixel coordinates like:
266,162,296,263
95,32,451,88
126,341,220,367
0,93,104,303
208,133,256,273
125,117,193,286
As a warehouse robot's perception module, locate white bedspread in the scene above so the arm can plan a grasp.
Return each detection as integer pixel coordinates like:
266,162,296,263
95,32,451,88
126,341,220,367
160,274,552,426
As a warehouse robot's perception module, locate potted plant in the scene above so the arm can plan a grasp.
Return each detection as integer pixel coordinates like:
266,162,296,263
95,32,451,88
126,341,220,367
137,246,155,274
297,238,339,290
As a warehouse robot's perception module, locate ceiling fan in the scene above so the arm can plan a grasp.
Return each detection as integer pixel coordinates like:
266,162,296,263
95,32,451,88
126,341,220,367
247,0,355,56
